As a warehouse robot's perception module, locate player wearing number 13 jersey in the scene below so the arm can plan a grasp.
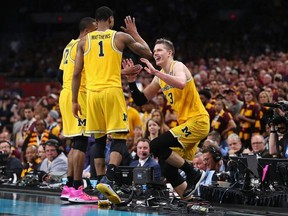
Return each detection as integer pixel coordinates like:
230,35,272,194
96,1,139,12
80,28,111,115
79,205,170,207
72,6,152,186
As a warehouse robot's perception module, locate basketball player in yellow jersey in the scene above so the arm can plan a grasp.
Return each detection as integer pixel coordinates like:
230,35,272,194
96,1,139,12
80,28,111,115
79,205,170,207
125,38,210,200
58,17,98,203
71,6,151,202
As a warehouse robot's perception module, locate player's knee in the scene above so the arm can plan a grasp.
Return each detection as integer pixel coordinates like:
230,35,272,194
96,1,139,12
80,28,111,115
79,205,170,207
110,139,129,156
73,136,88,153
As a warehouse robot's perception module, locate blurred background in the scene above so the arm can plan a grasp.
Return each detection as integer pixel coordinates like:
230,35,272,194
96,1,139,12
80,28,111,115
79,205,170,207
0,0,287,96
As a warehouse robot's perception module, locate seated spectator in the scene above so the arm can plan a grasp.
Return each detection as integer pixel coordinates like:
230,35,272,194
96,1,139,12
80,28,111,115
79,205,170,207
194,145,226,196
144,118,161,141
227,133,251,157
133,126,143,146
129,138,161,182
151,109,170,134
21,119,62,162
46,110,61,137
202,145,226,183
20,145,41,178
206,131,229,157
39,139,68,183
250,134,272,158
0,140,23,181
37,144,46,162
192,152,207,171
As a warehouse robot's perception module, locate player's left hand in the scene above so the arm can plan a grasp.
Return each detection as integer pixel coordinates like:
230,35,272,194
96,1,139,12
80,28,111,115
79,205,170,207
140,58,157,75
120,16,138,35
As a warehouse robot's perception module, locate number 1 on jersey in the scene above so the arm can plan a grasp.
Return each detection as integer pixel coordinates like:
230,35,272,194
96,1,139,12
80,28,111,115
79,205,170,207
98,41,104,57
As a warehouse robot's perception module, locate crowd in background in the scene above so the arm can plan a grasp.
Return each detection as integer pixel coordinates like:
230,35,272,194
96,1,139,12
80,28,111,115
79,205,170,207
1,0,288,189
0,48,288,185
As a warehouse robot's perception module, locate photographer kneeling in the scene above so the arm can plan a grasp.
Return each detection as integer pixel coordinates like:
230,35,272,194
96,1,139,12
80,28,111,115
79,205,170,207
268,107,288,158
0,140,23,182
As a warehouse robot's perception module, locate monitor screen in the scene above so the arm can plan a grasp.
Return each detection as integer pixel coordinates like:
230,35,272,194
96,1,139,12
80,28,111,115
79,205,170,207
258,158,288,185
114,166,134,186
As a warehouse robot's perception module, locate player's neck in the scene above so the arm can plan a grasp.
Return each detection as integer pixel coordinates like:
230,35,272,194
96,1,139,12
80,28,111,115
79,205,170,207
162,58,174,74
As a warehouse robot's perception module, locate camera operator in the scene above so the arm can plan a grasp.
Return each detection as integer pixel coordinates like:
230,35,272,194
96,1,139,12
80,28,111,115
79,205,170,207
0,140,23,181
268,105,288,158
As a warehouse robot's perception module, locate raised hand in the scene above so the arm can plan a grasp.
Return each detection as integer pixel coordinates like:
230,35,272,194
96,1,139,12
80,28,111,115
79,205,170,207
121,58,142,82
120,16,138,35
140,58,157,75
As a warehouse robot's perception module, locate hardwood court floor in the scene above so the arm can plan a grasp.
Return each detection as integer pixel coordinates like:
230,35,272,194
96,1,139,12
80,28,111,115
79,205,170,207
0,188,287,216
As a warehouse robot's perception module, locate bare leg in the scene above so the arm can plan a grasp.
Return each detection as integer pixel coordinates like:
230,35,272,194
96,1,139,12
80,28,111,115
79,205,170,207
174,182,187,198
94,158,106,176
72,149,86,181
165,151,185,168
67,149,74,177
109,151,122,166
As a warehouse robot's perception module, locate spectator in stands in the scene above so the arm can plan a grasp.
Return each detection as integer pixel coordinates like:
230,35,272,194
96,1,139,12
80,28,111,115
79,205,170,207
20,145,41,177
133,126,143,148
46,110,61,136
0,140,23,181
246,75,261,97
206,131,228,157
39,139,68,182
151,109,170,134
211,97,237,146
258,90,274,136
207,80,220,100
199,89,216,125
238,88,261,150
22,119,61,162
193,145,226,196
236,80,247,102
227,133,250,157
129,138,161,181
202,145,226,174
155,93,175,128
223,88,243,133
144,118,161,141
192,152,207,171
250,134,272,158
37,144,46,162
0,94,14,129
124,92,142,139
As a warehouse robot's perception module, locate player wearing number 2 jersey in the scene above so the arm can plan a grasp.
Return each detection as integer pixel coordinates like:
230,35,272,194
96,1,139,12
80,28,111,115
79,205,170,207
58,17,98,203
72,6,152,198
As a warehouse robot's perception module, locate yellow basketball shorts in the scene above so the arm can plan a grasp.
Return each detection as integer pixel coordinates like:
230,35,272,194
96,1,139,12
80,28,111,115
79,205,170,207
170,115,210,161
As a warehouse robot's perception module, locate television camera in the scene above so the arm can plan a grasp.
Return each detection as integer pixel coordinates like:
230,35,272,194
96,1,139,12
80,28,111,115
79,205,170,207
263,101,288,125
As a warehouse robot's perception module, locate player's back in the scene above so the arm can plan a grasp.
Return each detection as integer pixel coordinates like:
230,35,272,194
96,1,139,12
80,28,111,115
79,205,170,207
59,39,86,92
84,29,122,91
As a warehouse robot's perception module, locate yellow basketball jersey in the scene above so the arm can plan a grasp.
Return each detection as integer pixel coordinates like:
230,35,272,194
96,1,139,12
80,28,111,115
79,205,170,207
159,61,208,124
59,39,86,92
84,29,122,90
59,39,88,137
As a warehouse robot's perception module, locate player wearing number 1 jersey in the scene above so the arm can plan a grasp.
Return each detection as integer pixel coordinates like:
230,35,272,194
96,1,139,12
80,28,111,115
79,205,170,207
71,6,152,202
58,17,98,203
